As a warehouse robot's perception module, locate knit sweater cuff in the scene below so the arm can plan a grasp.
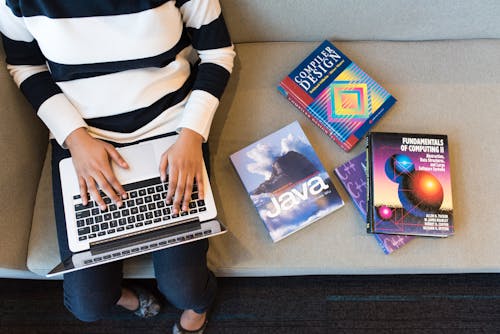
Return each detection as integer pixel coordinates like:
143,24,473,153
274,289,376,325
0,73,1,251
176,90,219,142
37,93,87,147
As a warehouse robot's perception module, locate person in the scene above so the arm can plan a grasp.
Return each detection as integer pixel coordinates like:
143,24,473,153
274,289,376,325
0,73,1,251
0,0,235,332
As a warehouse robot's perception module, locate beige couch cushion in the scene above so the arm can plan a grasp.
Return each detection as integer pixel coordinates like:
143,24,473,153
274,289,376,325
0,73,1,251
0,43,48,273
28,40,500,277
221,0,500,43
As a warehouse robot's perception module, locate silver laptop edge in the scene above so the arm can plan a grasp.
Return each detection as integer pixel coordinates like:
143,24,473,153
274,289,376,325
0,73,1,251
47,134,224,277
47,219,226,277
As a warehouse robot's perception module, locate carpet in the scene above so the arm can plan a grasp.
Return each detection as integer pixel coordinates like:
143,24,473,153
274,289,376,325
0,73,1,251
1,274,499,333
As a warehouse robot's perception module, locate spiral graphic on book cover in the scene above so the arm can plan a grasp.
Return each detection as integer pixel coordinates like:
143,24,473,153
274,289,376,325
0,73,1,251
308,63,391,142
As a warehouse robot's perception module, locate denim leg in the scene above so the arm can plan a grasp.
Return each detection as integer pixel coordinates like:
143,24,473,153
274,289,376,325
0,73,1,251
51,141,123,322
153,239,216,314
62,264,123,322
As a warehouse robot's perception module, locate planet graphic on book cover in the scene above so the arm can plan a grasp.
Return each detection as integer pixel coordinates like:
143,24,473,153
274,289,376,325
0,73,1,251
384,154,444,218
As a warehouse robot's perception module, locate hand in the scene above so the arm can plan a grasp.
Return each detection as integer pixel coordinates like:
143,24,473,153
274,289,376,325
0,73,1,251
64,128,129,210
159,128,205,214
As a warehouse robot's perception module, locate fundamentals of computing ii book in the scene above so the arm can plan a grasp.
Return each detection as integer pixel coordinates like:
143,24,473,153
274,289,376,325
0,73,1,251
278,40,396,152
230,121,344,242
366,132,454,237
334,152,414,254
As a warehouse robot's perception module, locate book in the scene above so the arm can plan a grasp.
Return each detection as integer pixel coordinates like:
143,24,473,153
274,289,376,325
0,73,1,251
334,152,414,254
230,121,344,242
366,132,454,237
278,40,397,152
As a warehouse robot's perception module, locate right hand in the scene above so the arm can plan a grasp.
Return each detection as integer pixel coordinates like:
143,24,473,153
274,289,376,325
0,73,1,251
64,128,129,210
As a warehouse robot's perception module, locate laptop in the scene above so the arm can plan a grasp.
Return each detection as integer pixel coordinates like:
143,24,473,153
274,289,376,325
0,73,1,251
47,133,226,277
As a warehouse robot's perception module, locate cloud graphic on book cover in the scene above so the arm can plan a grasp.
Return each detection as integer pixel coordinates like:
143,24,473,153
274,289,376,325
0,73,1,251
246,143,280,179
230,121,344,242
245,131,322,186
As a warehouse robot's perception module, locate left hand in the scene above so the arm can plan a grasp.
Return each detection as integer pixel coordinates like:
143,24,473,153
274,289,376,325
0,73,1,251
159,128,205,214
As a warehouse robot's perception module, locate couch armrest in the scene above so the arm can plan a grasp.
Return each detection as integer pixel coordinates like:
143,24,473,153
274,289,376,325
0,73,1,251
0,43,48,273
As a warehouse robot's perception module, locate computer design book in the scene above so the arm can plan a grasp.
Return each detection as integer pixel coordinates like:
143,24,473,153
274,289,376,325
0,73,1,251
278,40,396,152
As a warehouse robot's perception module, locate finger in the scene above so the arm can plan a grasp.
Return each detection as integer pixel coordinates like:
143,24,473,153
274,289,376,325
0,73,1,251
78,176,89,206
94,172,122,209
105,144,129,169
159,153,169,183
181,175,194,212
86,177,106,211
173,172,187,215
166,167,178,205
196,170,205,200
106,176,126,207
101,166,127,203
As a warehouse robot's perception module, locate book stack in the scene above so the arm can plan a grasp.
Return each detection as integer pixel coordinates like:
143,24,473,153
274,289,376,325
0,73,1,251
334,152,415,254
230,40,454,251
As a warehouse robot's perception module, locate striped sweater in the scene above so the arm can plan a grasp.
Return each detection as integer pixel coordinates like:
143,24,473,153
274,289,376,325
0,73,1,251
0,0,235,145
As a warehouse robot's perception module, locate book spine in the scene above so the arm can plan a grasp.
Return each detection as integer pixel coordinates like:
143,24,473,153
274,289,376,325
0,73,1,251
365,135,374,233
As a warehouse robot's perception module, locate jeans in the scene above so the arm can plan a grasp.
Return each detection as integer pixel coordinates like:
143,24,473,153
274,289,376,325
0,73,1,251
51,135,216,322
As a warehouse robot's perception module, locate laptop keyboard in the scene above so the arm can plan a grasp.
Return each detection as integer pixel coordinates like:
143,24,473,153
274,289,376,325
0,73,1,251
73,177,207,242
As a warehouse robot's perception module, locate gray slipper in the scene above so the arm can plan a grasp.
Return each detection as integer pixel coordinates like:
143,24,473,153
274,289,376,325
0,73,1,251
172,320,207,334
127,285,161,318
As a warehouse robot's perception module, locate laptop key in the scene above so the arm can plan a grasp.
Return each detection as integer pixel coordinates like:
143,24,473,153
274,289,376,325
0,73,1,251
76,210,90,219
78,227,90,236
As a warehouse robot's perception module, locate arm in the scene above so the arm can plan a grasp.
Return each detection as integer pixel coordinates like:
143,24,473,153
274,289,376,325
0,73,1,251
0,4,125,209
0,3,86,146
161,0,235,213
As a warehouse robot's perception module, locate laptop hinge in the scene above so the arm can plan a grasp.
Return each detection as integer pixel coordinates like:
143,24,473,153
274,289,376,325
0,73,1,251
89,218,201,255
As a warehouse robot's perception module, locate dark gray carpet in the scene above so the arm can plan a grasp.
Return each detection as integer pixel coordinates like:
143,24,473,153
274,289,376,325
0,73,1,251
1,274,500,333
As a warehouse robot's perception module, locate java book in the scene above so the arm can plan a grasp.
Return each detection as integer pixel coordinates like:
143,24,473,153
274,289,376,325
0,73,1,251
278,40,396,152
334,152,414,254
366,132,454,237
230,121,344,242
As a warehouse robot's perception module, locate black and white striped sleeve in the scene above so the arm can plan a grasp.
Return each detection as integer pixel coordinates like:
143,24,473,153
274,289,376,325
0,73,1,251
176,0,235,140
0,3,86,146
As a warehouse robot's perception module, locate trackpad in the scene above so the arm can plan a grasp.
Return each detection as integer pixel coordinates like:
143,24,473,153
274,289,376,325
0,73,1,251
113,143,159,184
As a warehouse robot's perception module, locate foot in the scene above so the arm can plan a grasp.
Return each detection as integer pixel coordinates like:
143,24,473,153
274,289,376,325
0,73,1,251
172,309,207,333
117,286,161,318
117,287,139,311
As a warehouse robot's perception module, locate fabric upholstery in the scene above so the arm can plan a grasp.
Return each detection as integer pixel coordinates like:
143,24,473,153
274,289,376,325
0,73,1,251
27,40,500,277
220,0,500,43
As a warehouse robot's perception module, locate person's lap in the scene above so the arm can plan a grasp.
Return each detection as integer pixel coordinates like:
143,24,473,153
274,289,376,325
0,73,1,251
50,137,215,321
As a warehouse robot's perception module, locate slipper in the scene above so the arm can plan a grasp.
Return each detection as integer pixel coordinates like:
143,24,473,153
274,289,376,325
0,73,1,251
172,320,207,334
127,285,161,318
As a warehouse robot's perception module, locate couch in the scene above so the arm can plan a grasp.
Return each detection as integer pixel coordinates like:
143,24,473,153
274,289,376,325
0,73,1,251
1,0,499,279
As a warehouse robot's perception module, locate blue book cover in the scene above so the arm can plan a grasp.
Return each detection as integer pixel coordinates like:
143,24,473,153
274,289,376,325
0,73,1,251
334,152,414,254
278,40,396,152
230,121,344,242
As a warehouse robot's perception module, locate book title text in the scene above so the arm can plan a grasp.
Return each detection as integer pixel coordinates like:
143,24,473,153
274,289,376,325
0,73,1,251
294,46,342,92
